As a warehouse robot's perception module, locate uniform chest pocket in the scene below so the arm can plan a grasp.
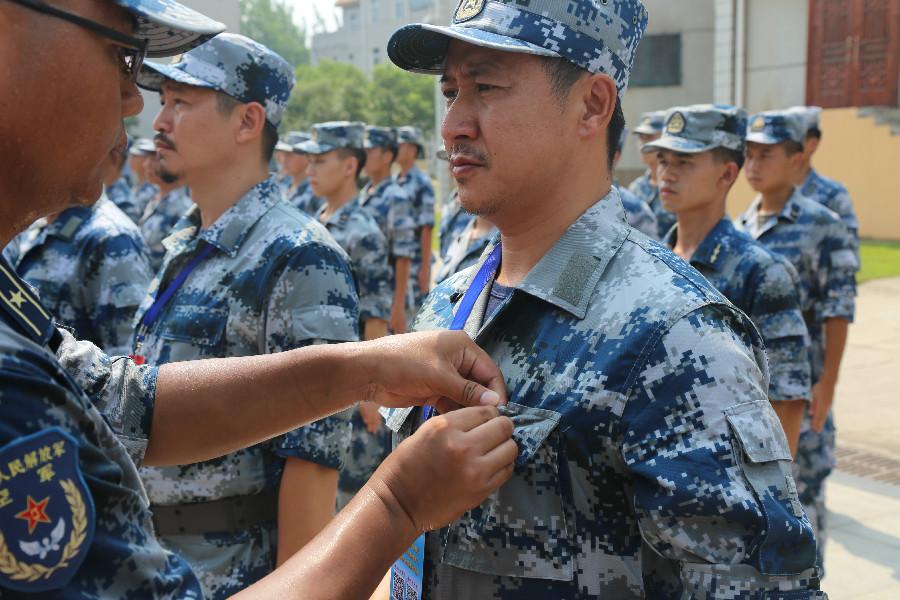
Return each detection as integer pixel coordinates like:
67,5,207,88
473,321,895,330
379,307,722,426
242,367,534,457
441,403,574,581
159,305,228,346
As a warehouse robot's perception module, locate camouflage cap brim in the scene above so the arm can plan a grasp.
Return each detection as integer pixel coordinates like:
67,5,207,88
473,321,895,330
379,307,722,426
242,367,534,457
135,60,218,93
274,142,293,152
296,140,338,155
111,0,225,58
641,136,715,154
745,131,785,145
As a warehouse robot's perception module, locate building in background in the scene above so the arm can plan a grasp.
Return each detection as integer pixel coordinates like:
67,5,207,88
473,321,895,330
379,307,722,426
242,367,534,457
131,0,241,139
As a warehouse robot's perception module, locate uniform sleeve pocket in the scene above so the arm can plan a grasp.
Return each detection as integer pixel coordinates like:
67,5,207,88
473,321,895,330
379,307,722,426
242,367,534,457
291,305,358,343
160,305,228,346
724,400,791,462
441,403,573,581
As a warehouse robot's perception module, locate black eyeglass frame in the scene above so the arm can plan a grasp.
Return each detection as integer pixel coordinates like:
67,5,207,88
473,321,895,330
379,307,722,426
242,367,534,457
7,0,148,83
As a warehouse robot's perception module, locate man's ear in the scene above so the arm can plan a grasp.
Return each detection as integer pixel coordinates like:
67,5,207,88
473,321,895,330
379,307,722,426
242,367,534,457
234,101,267,146
578,73,617,140
719,161,740,190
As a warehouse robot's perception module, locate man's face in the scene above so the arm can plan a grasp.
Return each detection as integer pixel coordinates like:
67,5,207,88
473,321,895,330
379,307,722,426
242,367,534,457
153,81,235,187
283,151,310,180
307,150,351,199
637,132,661,169
657,149,725,216
440,41,581,218
274,149,288,170
1,0,144,220
129,153,147,179
744,141,798,194
363,146,393,178
396,142,418,166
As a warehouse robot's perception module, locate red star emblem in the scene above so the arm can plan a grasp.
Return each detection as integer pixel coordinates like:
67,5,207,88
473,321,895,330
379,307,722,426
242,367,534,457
15,495,52,534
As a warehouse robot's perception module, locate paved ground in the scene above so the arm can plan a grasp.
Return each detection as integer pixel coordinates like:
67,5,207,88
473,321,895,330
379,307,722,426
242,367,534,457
821,276,900,598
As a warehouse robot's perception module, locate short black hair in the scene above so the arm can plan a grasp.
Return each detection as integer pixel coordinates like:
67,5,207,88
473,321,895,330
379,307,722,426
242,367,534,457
337,147,367,180
806,128,822,141
711,146,745,171
540,56,624,171
782,140,804,156
215,91,277,165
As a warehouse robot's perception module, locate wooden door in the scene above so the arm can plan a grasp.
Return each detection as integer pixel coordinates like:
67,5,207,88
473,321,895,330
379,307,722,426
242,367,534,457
807,0,899,108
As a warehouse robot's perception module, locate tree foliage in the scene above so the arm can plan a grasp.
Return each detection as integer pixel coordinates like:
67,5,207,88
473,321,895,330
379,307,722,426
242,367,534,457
240,0,310,68
282,62,436,134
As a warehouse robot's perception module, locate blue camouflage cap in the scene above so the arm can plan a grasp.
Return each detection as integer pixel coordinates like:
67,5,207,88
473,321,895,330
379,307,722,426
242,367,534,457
632,110,666,135
746,110,806,146
363,126,398,150
297,122,366,155
785,105,822,133
113,0,224,57
641,104,748,154
136,33,296,128
275,131,311,153
387,0,649,100
395,126,424,147
128,137,156,156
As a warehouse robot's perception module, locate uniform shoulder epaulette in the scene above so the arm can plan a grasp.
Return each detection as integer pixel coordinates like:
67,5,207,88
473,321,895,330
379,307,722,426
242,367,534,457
0,261,55,347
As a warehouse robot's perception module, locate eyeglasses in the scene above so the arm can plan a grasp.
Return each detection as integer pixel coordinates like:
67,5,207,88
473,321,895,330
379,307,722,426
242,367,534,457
8,0,148,83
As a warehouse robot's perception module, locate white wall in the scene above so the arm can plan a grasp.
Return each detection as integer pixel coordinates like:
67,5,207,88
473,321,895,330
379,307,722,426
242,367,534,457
743,0,809,112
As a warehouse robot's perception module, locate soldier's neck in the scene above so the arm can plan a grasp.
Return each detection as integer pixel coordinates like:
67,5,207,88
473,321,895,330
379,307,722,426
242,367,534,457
322,184,357,220
759,184,794,216
672,203,725,262
192,163,270,230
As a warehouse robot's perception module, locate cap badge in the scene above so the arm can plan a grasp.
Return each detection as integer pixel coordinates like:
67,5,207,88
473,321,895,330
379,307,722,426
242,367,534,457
751,116,766,132
667,112,686,134
170,54,184,65
454,0,485,23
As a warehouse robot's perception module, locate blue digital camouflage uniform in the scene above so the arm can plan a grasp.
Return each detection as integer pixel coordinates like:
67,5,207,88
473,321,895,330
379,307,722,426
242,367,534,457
616,183,658,238
800,167,860,261
435,219,497,285
139,186,193,273
287,179,326,216
663,218,811,402
359,178,417,288
133,178,358,599
628,170,675,239
0,0,224,595
395,164,436,313
386,193,823,599
106,175,143,224
132,180,159,218
736,189,857,575
437,190,474,260
11,196,152,356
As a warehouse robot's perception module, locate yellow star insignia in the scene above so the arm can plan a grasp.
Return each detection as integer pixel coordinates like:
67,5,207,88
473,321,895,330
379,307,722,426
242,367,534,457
8,290,26,308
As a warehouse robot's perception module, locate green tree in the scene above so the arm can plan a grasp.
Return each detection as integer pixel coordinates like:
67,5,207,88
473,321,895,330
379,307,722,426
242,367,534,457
282,61,373,130
240,0,310,68
369,64,435,132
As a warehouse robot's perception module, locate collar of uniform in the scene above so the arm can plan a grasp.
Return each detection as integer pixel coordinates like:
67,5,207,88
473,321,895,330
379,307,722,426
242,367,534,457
360,177,395,205
686,217,736,272
0,255,55,346
743,187,804,226
319,197,359,230
42,204,93,242
512,189,630,320
196,177,282,257
395,164,420,185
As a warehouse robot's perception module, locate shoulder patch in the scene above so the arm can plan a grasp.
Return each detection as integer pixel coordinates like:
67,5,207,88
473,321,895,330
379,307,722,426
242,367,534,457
0,428,95,592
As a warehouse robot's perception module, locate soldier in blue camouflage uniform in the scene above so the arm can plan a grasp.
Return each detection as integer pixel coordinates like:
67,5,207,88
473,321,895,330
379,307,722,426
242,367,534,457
277,131,326,216
0,3,519,597
613,127,658,238
395,126,436,318
300,122,395,509
382,1,825,598
10,195,152,356
435,215,497,285
135,34,360,599
646,104,811,454
788,106,861,262
103,146,143,223
435,149,475,261
361,125,417,333
736,110,858,576
628,109,677,238
129,138,159,217
138,151,193,273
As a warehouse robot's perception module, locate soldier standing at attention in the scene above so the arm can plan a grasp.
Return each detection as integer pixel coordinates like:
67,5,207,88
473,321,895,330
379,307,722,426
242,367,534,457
647,104,811,455
736,110,858,576
361,125,417,333
379,0,824,597
0,2,518,598
138,149,193,272
132,33,367,598
628,109,676,238
300,121,395,509
395,126,436,318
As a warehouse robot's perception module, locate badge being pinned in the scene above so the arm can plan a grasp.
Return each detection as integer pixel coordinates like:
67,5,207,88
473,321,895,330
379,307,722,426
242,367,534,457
0,428,95,592
454,0,485,23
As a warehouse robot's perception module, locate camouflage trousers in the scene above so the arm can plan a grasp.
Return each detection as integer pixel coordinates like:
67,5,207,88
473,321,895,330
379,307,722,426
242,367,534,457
792,410,836,577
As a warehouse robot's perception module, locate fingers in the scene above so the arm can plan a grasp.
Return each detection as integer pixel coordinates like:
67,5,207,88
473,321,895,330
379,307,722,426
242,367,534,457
435,331,506,408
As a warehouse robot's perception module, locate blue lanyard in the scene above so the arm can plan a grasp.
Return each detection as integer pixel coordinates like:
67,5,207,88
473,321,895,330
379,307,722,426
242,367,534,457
423,242,502,421
135,242,216,343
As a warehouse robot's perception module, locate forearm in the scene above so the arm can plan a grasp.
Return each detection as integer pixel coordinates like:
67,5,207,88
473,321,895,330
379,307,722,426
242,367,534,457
276,458,340,567
364,318,388,341
819,317,850,387
420,227,433,269
393,257,411,307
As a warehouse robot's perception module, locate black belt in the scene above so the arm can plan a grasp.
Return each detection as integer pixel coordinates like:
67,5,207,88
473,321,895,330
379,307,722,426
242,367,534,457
150,489,279,536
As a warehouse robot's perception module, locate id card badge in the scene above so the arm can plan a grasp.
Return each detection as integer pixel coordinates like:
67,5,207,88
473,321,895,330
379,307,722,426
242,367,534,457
390,533,424,600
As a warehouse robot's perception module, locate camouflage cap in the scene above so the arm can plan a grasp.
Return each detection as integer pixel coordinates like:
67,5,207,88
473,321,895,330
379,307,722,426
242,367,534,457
632,110,666,135
136,33,296,128
128,137,157,156
363,126,398,150
785,105,822,133
297,122,366,155
275,131,311,153
746,110,806,146
396,126,425,147
642,104,748,154
112,0,224,57
387,0,649,100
